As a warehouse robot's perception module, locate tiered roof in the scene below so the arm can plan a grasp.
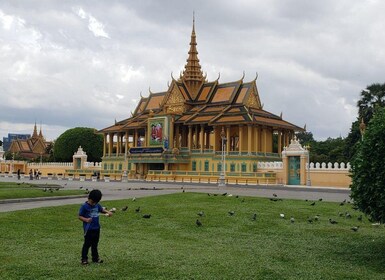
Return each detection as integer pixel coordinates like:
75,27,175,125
99,20,303,134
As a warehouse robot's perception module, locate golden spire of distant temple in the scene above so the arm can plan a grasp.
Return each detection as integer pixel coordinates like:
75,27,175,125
180,13,205,99
32,122,38,138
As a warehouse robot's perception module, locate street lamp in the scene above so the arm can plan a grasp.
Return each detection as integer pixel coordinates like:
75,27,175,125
218,127,227,187
305,145,311,186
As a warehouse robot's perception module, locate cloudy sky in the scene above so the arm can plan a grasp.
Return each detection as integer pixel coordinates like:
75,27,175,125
0,0,384,142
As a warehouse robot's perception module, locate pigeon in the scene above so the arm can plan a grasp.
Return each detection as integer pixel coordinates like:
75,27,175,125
228,211,235,216
121,206,128,211
110,207,117,213
329,219,338,224
135,206,141,213
142,214,151,219
280,213,285,219
345,212,352,219
207,193,211,196
235,195,239,198
339,212,344,217
79,186,83,189
310,202,316,206
273,193,278,197
351,226,359,232
182,189,185,193
252,213,257,221
307,217,314,224
132,197,136,201
197,211,205,217
314,215,320,221
290,217,295,223
241,198,245,203
318,198,323,202
339,202,345,206
222,192,227,196
358,215,363,222
196,219,202,226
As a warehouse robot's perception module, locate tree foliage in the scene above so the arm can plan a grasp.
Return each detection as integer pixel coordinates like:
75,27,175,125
53,127,103,162
357,83,385,124
350,108,385,223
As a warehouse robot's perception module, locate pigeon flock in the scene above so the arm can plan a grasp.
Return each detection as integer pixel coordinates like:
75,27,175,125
100,191,367,233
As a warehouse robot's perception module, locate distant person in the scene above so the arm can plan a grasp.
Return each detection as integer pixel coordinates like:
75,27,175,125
17,169,20,180
78,189,113,265
29,169,33,180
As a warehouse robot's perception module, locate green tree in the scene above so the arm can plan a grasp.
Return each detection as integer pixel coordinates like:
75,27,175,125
357,83,385,124
350,108,385,223
53,127,103,162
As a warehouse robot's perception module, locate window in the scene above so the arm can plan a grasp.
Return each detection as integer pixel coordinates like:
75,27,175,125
104,163,107,170
253,163,257,172
110,163,114,170
118,163,122,170
128,163,132,170
230,163,235,172
241,163,247,172
192,161,196,171
217,163,222,172
204,161,209,171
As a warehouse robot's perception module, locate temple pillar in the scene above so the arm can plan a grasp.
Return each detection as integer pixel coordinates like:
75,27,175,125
262,128,267,153
169,117,175,150
188,126,192,150
226,126,230,153
254,127,260,153
239,125,244,154
213,127,218,151
247,125,252,154
134,130,138,147
278,130,282,154
108,133,113,156
200,125,204,153
103,134,107,157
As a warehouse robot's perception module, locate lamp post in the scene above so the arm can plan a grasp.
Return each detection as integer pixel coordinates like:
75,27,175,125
305,145,311,186
218,127,226,187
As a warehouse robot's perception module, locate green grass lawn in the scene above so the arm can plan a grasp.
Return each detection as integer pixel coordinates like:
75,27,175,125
0,182,86,199
1,192,384,279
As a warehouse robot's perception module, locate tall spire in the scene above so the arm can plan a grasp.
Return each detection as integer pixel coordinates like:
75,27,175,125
180,13,205,99
32,122,38,138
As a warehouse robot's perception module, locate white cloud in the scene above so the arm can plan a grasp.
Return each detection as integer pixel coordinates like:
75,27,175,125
74,6,109,38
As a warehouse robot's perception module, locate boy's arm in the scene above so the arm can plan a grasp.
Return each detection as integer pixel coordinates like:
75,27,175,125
101,209,113,217
79,215,92,223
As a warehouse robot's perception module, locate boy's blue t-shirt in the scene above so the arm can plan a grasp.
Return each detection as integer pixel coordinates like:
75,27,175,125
79,202,103,231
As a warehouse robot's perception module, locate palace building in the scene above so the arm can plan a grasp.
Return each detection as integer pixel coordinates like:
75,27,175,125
98,20,304,183
8,123,51,161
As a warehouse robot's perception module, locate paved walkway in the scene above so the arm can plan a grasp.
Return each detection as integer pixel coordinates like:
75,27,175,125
0,176,351,212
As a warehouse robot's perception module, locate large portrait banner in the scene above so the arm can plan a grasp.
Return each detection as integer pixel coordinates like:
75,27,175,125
148,117,168,147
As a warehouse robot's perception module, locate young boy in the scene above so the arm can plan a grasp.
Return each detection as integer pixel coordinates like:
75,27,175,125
78,189,113,265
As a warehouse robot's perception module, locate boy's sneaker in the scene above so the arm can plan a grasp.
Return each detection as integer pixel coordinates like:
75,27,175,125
81,259,89,265
92,259,104,264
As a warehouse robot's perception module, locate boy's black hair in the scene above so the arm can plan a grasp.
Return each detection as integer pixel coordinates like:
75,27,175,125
88,189,102,203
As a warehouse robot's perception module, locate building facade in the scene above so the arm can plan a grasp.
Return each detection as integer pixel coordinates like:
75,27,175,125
2,133,31,151
8,123,51,161
98,21,304,182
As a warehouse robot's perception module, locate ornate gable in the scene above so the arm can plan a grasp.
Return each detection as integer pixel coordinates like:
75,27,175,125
163,84,186,115
245,83,262,109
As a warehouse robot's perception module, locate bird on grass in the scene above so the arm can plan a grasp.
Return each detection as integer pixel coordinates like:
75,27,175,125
142,214,151,219
222,192,227,196
273,193,278,197
252,213,257,221
110,207,117,213
329,219,338,224
345,212,352,219
307,217,314,224
207,193,211,196
121,206,128,211
135,207,141,213
314,215,320,221
228,211,235,216
338,212,344,217
318,198,323,202
196,219,202,227
339,202,345,206
310,202,316,206
197,211,205,217
280,213,285,219
79,186,83,189
351,226,359,232
241,198,245,203
290,217,295,223
132,197,136,201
